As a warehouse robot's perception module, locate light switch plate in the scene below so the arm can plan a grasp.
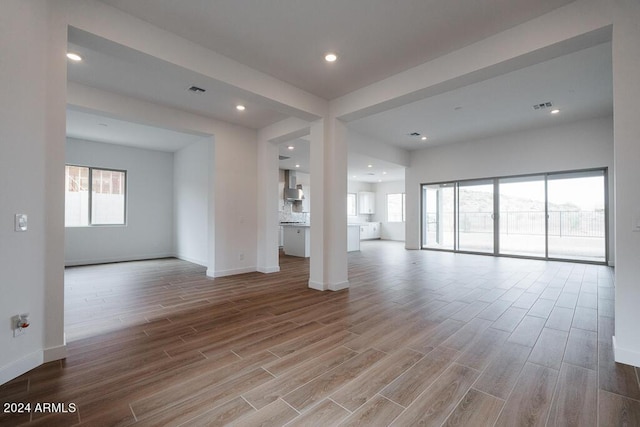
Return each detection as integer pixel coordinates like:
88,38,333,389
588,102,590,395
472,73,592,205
15,214,27,232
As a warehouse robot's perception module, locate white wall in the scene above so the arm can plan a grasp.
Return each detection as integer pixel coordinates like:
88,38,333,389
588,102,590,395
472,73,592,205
405,116,615,261
65,138,174,265
174,139,210,266
0,0,66,384
373,180,406,241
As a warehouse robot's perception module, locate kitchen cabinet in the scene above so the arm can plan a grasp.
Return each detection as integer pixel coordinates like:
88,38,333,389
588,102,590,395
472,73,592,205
359,222,381,240
358,191,375,214
283,225,310,257
348,225,360,251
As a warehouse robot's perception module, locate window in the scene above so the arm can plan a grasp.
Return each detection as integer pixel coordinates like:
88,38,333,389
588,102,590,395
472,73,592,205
65,165,126,226
387,193,405,222
347,193,357,216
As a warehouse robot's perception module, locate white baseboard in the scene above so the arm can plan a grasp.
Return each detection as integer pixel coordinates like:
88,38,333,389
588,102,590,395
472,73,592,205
174,254,207,267
257,265,280,274
0,350,43,386
65,252,174,267
208,266,257,278
44,344,67,363
329,280,350,291
613,336,640,367
308,280,350,291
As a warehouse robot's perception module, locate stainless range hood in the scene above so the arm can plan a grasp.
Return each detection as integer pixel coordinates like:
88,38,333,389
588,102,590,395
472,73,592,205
284,170,305,202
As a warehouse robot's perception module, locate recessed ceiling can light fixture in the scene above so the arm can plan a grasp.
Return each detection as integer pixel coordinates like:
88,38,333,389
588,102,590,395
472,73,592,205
325,53,337,62
236,104,246,111
66,52,82,61
550,109,560,114
421,136,428,141
382,171,387,175
287,145,294,150
367,164,373,168
295,164,300,168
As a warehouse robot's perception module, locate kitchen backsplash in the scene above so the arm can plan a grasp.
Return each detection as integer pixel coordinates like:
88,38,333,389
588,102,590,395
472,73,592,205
279,210,309,223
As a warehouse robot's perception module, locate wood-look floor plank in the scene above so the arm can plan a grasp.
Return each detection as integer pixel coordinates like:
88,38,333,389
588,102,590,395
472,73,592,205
456,327,510,371
390,363,479,426
598,389,640,427
330,348,423,412
564,328,598,371
380,346,459,407
473,342,531,400
176,396,256,427
282,348,386,412
338,395,405,427
528,327,569,370
442,388,504,427
507,315,546,347
494,362,558,427
287,399,349,426
222,398,297,427
244,346,357,410
547,363,597,427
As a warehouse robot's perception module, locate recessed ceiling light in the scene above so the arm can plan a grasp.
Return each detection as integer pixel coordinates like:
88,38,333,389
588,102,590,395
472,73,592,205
367,164,373,168
236,104,246,111
352,175,357,178
382,171,387,175
287,145,294,150
66,52,82,61
325,53,337,62
295,164,300,168
378,179,382,183
421,136,428,141
550,109,560,114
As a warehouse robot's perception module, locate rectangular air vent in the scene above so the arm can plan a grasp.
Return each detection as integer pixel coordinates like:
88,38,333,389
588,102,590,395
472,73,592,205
188,86,206,94
532,102,553,110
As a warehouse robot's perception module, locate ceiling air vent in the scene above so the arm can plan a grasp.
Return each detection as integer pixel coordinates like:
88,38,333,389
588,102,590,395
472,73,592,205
279,155,290,160
532,101,553,110
188,85,206,94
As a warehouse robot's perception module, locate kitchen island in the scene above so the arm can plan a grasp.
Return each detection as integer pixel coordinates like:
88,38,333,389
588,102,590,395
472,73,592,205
282,224,310,257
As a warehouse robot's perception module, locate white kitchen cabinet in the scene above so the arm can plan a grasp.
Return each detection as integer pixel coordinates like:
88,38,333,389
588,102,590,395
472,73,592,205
359,222,381,240
348,225,360,251
283,225,310,257
370,222,381,239
358,191,375,214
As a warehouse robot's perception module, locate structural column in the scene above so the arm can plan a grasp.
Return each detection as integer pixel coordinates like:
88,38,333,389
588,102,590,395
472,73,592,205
256,133,280,274
309,117,349,290
612,0,640,367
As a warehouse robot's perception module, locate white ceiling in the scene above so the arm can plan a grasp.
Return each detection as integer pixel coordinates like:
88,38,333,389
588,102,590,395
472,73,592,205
96,0,575,100
349,42,613,150
65,0,613,184
66,108,207,152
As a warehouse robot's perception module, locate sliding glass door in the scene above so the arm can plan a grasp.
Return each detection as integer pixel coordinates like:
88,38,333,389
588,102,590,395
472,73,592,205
498,175,546,257
422,183,455,250
458,179,494,253
547,170,606,262
421,168,607,263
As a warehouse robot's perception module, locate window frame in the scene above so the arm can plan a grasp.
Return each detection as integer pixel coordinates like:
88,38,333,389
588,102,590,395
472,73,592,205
65,164,127,227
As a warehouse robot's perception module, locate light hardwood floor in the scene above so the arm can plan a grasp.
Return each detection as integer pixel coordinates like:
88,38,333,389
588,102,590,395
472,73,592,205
1,241,639,426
